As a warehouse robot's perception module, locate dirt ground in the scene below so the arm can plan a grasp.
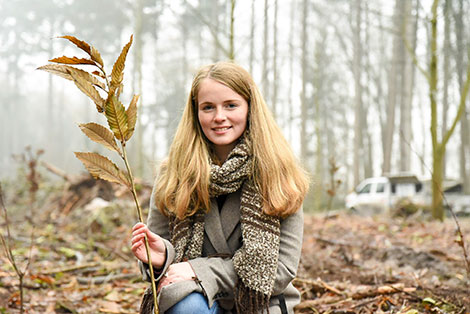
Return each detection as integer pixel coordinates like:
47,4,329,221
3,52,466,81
1,178,469,313
295,212,470,313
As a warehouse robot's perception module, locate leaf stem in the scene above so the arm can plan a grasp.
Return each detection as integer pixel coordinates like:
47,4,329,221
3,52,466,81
121,144,159,314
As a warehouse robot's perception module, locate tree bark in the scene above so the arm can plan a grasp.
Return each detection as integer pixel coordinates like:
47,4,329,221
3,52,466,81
383,0,403,174
400,0,416,172
353,0,363,186
441,0,451,177
249,0,255,73
453,0,470,194
271,0,279,118
133,0,144,177
429,0,470,220
300,0,309,164
262,0,270,99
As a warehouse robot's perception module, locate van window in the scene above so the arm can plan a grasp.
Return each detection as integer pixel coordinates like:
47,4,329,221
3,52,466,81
358,184,371,194
376,183,385,193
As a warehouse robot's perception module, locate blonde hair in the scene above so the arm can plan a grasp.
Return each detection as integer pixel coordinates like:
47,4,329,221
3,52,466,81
154,61,309,219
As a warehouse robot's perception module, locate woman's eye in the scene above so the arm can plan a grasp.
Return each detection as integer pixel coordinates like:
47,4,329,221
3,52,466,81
201,105,213,111
226,103,237,109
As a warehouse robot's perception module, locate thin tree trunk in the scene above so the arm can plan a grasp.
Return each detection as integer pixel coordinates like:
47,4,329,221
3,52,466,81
300,0,308,164
400,0,417,172
383,0,403,174
287,0,296,143
353,0,363,186
262,0,270,98
454,0,470,194
249,0,255,73
271,0,279,117
363,1,373,178
133,0,144,177
429,0,470,220
212,0,220,61
441,0,451,178
229,0,235,60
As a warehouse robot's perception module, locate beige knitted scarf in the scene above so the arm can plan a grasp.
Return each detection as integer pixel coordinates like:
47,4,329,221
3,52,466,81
140,140,281,314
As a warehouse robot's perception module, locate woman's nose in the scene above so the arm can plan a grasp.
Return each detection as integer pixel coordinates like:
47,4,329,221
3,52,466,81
214,108,226,122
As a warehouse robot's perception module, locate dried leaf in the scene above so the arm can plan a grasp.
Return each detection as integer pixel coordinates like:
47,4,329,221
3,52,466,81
90,46,104,67
66,67,106,90
67,68,106,112
105,96,129,141
37,65,106,90
59,35,104,67
49,56,96,66
110,35,133,88
125,95,139,140
37,64,73,81
78,123,121,154
92,70,106,79
74,152,130,187
59,35,91,55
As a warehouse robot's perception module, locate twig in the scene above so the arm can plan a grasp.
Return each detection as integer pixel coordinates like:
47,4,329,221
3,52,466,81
42,262,100,275
294,277,345,296
40,160,74,182
76,272,138,285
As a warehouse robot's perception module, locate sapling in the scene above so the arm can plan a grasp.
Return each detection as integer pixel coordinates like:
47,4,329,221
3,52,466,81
0,184,34,314
38,35,160,313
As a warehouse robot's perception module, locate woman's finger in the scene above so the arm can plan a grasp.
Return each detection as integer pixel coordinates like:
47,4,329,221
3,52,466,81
132,222,146,232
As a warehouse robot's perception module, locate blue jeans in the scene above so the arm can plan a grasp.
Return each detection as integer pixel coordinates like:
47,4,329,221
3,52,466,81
165,292,223,314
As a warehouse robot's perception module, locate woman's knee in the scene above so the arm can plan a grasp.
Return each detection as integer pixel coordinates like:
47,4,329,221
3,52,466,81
166,292,219,314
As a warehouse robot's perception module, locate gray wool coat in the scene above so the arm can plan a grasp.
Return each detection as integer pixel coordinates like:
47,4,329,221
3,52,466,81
139,188,304,313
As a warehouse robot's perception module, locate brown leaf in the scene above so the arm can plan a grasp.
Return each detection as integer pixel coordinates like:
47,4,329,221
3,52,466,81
78,123,121,154
49,56,96,65
90,46,104,67
74,152,130,187
38,65,106,90
110,35,133,88
59,35,91,54
67,68,106,112
125,95,139,140
59,35,104,67
37,64,73,81
105,96,129,141
92,70,105,78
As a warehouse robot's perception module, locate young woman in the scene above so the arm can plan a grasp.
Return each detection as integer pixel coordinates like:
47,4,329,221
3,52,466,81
131,61,309,314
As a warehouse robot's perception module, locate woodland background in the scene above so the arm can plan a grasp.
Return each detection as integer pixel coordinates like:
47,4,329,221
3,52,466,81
1,0,470,313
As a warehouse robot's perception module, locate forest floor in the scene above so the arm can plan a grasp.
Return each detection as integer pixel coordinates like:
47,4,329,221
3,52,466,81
0,175,469,314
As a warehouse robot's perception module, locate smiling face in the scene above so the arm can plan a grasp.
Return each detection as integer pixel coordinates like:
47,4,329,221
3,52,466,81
197,78,249,163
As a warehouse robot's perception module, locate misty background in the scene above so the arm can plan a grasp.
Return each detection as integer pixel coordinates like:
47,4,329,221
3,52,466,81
1,0,469,209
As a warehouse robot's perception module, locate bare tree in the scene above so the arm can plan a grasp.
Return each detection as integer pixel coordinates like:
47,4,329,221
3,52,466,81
453,0,470,194
428,0,470,220
399,0,417,172
383,0,404,174
352,0,363,185
300,0,309,164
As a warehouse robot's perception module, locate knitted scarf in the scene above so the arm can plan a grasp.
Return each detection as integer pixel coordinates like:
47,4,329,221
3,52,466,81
140,140,281,314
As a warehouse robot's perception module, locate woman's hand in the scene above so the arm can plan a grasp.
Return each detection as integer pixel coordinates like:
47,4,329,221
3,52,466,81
131,222,166,268
157,262,195,293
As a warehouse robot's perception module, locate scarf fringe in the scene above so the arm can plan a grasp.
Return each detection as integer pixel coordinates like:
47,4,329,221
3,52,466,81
234,281,270,314
139,287,154,314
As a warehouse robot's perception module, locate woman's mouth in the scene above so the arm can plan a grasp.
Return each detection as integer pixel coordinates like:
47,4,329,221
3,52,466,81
213,126,232,133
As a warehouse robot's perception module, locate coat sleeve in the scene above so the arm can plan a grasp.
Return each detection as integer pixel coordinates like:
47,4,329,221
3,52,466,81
138,185,176,282
188,209,304,307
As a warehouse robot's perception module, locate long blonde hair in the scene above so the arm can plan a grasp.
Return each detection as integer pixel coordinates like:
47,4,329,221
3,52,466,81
154,61,309,219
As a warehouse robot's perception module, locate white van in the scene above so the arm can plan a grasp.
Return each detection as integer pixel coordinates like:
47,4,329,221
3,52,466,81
345,175,424,214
